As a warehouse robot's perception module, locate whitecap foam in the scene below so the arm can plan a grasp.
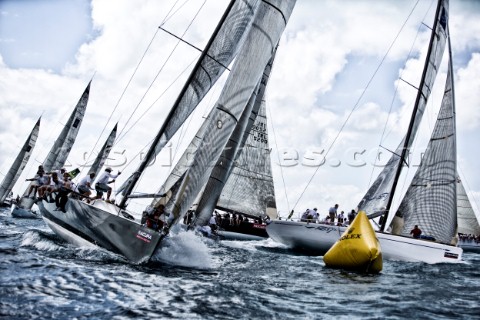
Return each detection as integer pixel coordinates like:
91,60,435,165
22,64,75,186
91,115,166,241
151,228,214,269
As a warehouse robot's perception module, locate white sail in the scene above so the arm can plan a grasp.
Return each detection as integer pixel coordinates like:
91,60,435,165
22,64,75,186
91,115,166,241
18,81,91,209
169,0,296,223
456,178,480,236
88,123,117,178
43,81,91,172
118,0,261,200
0,118,40,203
392,56,457,244
215,100,276,218
194,52,276,225
357,0,449,218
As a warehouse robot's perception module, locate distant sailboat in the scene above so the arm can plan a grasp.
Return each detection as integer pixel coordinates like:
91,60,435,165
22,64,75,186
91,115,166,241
38,0,297,264
11,81,91,218
456,178,480,253
0,118,40,207
267,0,463,263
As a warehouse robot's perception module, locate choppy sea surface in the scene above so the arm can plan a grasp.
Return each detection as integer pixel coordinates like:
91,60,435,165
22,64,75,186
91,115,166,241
1,207,479,320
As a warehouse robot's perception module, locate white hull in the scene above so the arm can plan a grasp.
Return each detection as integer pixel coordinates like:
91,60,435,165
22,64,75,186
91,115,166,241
266,220,463,264
218,230,265,241
11,203,41,219
43,215,97,248
458,240,480,253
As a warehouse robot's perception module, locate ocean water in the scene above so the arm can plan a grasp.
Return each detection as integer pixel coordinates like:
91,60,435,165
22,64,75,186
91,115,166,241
1,207,479,320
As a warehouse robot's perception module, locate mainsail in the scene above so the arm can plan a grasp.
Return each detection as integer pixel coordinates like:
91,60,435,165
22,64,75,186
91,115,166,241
88,123,117,178
168,0,296,224
215,100,276,218
43,81,91,172
456,178,480,236
392,53,457,245
357,0,449,220
194,51,277,225
118,0,261,205
0,118,40,203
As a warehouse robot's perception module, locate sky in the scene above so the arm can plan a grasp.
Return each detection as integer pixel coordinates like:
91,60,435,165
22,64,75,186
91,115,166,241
0,0,479,220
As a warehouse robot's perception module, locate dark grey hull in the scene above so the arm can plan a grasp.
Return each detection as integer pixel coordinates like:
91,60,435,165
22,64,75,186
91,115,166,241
38,199,163,264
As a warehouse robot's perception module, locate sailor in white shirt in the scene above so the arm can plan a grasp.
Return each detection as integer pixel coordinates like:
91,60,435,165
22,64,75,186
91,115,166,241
76,172,96,198
95,167,121,202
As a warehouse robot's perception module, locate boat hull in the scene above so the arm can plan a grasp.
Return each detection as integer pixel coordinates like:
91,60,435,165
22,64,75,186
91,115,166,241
38,199,163,264
217,230,266,241
266,220,463,264
11,202,41,219
458,240,480,253
217,222,268,241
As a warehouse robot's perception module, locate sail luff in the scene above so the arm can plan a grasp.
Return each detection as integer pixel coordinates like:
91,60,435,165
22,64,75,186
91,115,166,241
168,0,296,225
194,50,276,225
356,0,449,228
0,118,40,203
88,123,118,178
42,80,91,172
118,0,261,208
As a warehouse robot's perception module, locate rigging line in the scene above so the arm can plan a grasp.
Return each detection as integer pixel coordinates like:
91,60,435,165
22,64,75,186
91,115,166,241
114,56,198,145
161,0,190,26
114,0,207,147
81,29,161,178
82,0,183,174
367,0,427,188
267,100,290,214
292,0,422,211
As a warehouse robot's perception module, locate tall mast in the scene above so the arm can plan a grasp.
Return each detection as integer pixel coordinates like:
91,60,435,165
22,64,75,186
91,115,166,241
119,0,237,209
380,0,446,231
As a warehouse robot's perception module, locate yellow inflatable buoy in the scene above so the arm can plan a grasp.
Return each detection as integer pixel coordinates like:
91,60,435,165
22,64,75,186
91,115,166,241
323,211,382,273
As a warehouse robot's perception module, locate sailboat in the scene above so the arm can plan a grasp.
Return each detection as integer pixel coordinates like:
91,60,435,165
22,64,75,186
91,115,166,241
267,0,464,264
150,50,277,241
0,118,41,207
38,0,297,264
11,81,91,218
456,178,480,253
